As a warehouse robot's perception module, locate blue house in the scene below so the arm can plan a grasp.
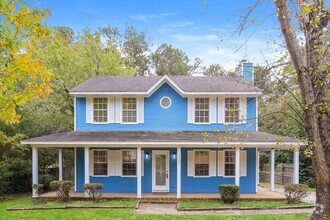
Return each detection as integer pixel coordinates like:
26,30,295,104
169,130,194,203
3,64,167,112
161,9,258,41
22,62,302,198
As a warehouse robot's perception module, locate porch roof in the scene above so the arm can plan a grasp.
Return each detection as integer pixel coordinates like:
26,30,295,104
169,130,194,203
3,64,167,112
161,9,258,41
21,131,304,148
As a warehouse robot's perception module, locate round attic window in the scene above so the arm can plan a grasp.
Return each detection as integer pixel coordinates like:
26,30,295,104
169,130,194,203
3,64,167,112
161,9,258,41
160,96,171,109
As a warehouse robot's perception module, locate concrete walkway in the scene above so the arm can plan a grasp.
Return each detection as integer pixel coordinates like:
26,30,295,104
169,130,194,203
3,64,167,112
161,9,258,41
271,187,316,204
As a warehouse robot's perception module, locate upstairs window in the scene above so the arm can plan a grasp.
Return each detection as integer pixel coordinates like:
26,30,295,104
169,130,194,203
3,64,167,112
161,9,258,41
122,98,137,123
93,98,108,123
225,98,240,123
122,150,137,176
195,151,209,176
93,150,108,176
224,151,235,176
195,98,209,123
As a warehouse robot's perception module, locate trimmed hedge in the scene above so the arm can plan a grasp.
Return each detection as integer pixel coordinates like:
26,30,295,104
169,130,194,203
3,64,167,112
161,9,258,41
84,183,103,203
50,181,73,203
219,184,240,204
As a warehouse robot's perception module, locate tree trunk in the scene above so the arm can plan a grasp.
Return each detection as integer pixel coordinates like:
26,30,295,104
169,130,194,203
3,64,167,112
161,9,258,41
274,0,330,219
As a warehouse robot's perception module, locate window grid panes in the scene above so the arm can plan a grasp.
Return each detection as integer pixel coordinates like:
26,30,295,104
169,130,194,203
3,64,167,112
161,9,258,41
122,98,137,123
122,150,137,176
93,150,108,176
195,98,209,123
224,151,235,176
93,98,108,123
195,151,209,176
225,98,240,123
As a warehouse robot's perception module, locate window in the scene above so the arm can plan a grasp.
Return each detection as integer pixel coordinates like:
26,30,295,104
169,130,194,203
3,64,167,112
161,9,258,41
195,98,209,123
160,96,171,109
93,150,108,176
225,98,240,123
224,151,235,176
195,151,209,176
122,150,137,176
122,98,137,123
93,98,108,123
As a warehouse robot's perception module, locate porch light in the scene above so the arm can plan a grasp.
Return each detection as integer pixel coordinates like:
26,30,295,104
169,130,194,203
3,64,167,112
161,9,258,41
172,152,176,159
145,152,149,159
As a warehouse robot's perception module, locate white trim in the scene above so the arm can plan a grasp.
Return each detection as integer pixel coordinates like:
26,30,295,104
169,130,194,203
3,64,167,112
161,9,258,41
59,149,63,181
32,146,38,197
90,149,109,177
223,149,236,178
74,147,77,192
192,149,211,178
256,147,259,193
71,91,262,97
23,141,303,148
84,147,90,197
177,147,181,199
160,96,172,109
152,150,169,192
293,148,299,184
270,149,275,191
74,97,77,130
235,147,240,186
121,97,138,124
92,97,109,124
145,75,185,97
137,147,142,198
256,97,259,131
120,149,138,177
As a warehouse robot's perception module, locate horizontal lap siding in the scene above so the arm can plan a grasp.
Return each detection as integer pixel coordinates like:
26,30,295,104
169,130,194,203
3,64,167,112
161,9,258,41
76,83,256,131
76,148,85,192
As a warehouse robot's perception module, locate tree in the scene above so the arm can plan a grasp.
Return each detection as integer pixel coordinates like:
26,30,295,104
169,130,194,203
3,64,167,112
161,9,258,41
0,0,53,124
273,1,330,219
203,64,226,76
151,43,192,76
123,25,151,76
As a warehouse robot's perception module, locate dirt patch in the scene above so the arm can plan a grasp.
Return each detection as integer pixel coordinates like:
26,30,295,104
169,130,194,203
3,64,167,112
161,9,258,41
136,203,178,215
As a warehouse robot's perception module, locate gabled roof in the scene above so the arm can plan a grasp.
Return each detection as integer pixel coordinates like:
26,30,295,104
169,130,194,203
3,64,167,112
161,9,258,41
70,75,262,97
21,131,303,148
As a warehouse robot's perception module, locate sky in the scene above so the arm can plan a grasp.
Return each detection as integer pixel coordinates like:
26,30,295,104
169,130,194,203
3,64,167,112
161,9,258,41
33,0,286,71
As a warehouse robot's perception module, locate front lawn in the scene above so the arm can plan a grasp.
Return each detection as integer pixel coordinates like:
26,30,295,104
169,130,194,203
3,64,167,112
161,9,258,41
0,196,310,220
179,200,312,209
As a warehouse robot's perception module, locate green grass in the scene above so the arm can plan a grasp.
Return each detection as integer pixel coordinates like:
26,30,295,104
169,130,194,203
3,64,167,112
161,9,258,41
0,196,310,220
179,200,312,209
309,188,316,192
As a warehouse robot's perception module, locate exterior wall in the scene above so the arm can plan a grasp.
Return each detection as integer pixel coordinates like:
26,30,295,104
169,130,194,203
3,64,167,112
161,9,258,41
76,83,257,131
75,147,256,194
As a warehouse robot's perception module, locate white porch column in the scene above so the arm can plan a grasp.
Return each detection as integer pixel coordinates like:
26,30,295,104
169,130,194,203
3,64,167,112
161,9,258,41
59,149,63,181
137,147,142,198
177,147,181,199
293,148,299,184
32,146,38,197
256,148,259,193
235,147,240,186
270,149,275,191
84,147,90,197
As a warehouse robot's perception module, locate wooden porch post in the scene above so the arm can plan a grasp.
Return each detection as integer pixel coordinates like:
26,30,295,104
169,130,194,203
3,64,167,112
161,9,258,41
59,149,63,181
270,149,275,191
177,147,181,198
293,148,299,184
137,147,142,198
235,147,240,186
84,147,90,197
32,146,38,197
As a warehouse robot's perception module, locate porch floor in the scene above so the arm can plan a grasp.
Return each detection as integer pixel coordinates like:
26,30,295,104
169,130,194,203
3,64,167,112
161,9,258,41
41,186,285,200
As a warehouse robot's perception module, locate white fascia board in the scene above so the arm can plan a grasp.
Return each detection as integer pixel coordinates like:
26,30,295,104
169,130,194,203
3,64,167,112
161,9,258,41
22,141,303,148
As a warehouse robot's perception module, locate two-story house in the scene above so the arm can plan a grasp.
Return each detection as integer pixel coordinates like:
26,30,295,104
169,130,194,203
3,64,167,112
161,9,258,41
22,62,302,198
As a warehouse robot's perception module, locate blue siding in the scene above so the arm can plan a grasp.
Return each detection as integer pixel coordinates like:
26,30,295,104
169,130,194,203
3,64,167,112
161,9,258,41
76,83,256,131
243,63,253,82
76,147,256,194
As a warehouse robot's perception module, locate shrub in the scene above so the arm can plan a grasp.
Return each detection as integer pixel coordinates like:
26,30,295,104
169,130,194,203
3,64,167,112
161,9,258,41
32,184,45,204
219,184,240,204
50,181,73,203
84,183,103,203
284,184,310,204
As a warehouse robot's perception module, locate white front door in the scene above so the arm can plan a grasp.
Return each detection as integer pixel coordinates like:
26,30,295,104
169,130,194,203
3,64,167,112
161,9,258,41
152,150,169,192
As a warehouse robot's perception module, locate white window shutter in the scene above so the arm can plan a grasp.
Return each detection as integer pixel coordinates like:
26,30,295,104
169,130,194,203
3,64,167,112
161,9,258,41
89,150,93,176
137,97,144,123
108,150,115,176
187,150,195,176
141,150,144,176
114,150,122,176
240,150,247,176
187,97,195,123
240,97,247,123
218,97,224,123
86,97,93,123
108,97,115,123
218,150,224,176
115,97,122,123
209,150,216,176
210,97,216,123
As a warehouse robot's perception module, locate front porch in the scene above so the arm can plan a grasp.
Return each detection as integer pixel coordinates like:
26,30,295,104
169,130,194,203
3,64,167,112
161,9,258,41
40,186,285,200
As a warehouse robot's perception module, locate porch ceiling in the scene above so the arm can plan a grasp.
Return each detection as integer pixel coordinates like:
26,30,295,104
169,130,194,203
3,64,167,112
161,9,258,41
21,131,304,148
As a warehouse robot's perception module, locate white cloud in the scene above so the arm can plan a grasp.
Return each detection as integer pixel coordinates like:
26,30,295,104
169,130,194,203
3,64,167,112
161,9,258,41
157,21,196,32
130,12,176,21
170,33,218,43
